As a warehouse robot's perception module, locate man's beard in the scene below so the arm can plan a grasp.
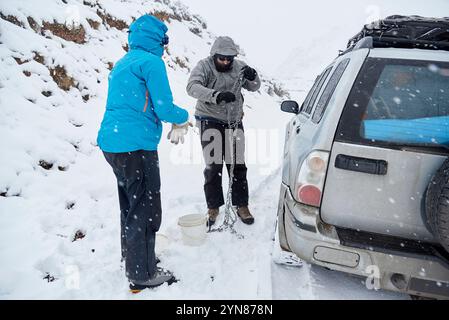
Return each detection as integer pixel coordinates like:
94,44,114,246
214,58,233,72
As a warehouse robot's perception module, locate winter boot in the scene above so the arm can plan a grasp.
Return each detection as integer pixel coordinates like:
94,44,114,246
237,206,254,225
207,208,219,226
129,267,177,293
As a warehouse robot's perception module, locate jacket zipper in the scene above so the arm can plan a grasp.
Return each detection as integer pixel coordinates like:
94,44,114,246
143,90,149,113
143,89,160,128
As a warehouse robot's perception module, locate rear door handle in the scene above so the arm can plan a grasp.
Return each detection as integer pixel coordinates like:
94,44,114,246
335,154,388,175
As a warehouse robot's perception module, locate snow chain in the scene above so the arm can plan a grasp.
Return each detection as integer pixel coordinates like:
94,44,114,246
208,69,245,239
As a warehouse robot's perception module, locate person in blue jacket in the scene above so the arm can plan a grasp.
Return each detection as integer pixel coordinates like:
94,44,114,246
97,14,190,293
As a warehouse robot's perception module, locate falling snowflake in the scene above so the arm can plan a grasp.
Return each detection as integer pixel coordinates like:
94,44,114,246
428,64,439,73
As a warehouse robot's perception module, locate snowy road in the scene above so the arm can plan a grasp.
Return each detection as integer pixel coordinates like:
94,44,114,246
271,262,409,300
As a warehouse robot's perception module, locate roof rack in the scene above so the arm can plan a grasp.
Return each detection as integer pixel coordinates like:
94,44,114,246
341,15,449,55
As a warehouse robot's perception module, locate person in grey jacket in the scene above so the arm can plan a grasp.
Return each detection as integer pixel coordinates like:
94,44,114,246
186,36,261,226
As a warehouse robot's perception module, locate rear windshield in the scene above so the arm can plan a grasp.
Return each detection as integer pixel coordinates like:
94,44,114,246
336,57,449,150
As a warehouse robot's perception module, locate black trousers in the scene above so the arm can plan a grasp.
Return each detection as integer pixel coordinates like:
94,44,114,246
199,120,249,209
103,150,161,282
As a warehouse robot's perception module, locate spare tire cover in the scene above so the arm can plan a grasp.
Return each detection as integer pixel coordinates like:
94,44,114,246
425,157,449,253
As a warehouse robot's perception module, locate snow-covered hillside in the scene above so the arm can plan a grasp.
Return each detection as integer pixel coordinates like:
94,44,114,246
0,0,409,300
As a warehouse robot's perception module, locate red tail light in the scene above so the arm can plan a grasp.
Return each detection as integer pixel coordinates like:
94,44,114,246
297,185,322,207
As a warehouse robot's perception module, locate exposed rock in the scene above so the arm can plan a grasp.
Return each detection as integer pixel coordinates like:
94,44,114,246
39,160,53,170
43,273,57,282
82,0,97,8
14,57,26,65
69,119,83,128
72,230,86,242
66,202,75,210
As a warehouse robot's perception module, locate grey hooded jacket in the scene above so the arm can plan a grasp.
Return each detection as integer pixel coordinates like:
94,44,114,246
186,36,261,123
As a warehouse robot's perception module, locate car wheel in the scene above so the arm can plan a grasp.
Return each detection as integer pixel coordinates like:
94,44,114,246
425,157,449,253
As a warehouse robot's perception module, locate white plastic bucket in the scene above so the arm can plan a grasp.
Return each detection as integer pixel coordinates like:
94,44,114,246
177,214,208,246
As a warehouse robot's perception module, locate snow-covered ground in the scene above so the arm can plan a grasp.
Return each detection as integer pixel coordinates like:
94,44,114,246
0,0,410,299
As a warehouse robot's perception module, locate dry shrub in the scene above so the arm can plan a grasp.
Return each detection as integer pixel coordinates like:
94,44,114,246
152,10,171,22
42,21,86,44
189,27,201,37
33,52,45,64
27,16,40,32
273,83,289,98
49,65,76,91
174,56,189,70
87,18,101,30
97,10,128,30
0,13,23,27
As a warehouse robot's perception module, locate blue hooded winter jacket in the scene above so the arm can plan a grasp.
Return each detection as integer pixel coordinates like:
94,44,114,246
97,15,189,152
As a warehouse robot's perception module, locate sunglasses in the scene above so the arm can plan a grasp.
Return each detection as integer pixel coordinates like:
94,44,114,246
215,55,235,62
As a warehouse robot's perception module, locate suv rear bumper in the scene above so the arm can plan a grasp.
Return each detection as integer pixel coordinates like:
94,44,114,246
279,182,449,299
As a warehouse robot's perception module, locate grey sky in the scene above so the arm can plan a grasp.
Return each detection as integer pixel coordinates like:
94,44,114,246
179,0,449,77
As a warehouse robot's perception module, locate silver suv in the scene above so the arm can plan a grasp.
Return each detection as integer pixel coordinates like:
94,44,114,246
277,16,449,299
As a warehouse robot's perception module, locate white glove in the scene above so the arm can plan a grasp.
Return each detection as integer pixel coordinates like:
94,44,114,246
167,121,192,145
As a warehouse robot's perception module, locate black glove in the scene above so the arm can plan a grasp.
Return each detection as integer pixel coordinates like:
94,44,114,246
216,91,236,104
242,65,257,81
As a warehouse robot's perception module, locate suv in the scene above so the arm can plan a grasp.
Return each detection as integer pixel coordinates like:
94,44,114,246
277,16,449,299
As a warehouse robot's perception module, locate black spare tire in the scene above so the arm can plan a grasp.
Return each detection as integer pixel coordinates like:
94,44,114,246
425,157,449,253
